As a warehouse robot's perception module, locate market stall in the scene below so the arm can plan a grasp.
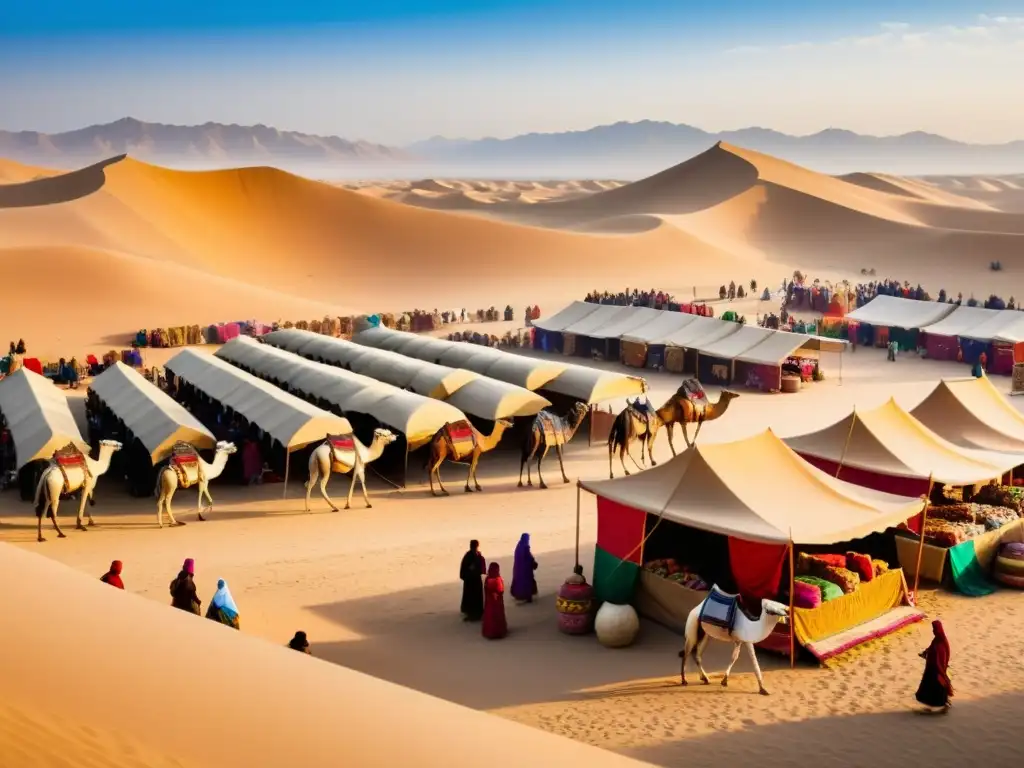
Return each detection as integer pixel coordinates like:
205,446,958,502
659,316,742,374
530,301,601,353
577,430,927,663
619,312,698,369
693,326,775,385
732,332,846,392
557,305,638,359
910,376,1024,455
845,295,956,350
920,306,1001,362
959,311,1024,375
577,307,663,363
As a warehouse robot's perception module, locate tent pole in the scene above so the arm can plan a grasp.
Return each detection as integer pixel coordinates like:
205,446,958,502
589,404,594,447
403,446,409,490
834,407,857,479
912,475,934,604
788,539,796,669
283,451,290,500
575,482,581,569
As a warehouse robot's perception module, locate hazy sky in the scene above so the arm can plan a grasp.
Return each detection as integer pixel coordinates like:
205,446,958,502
2,0,1023,145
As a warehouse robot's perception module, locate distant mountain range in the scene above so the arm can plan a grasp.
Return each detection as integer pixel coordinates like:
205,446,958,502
2,117,1023,177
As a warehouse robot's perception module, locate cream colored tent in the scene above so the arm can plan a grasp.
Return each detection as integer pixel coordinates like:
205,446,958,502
584,307,666,341
784,398,1016,485
620,311,697,344
559,305,637,337
911,377,1024,454
444,378,551,420
543,364,647,403
580,430,924,544
164,348,351,451
0,368,89,469
844,295,956,328
89,361,215,463
960,310,1024,343
736,332,847,365
530,300,601,332
919,306,1002,337
661,315,741,348
215,338,467,449
693,325,775,357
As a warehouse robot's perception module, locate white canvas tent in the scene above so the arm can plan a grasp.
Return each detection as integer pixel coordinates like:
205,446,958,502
89,362,215,464
579,307,664,340
911,377,1024,454
559,305,637,337
542,364,647,403
0,368,89,469
736,332,823,365
920,306,1002,338
960,311,1024,343
620,312,698,344
661,315,741,348
844,295,956,328
694,325,775,357
530,301,601,332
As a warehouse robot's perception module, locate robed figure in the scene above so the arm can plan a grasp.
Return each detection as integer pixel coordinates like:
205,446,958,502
459,540,486,621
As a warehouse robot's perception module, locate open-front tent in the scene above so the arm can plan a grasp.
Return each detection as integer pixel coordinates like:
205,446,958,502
911,377,1024,454
919,306,1001,362
657,316,742,375
587,307,665,341
693,325,775,385
89,361,215,464
958,311,1024,374
530,300,601,333
551,305,636,359
579,429,926,662
845,296,957,351
541,363,647,404
444,377,552,420
164,348,352,451
214,338,467,450
619,312,698,369
0,368,89,469
733,331,848,392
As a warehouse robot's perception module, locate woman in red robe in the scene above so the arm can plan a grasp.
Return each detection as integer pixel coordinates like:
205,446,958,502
916,620,953,711
100,560,124,589
482,562,508,640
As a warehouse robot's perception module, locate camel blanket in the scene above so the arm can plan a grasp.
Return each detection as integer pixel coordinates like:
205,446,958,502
328,433,357,468
680,378,709,420
170,442,201,488
536,412,567,446
53,444,90,495
698,585,738,631
444,420,477,455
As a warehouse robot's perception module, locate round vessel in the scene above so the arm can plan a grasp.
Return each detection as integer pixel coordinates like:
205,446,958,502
556,578,595,635
594,602,639,648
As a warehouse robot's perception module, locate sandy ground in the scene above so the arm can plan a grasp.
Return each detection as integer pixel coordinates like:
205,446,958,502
4,340,1024,767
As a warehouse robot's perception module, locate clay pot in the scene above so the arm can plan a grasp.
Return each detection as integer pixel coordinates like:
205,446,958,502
594,602,639,648
556,579,594,635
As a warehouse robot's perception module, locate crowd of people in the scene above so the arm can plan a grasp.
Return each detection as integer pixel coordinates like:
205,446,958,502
458,533,540,640
585,288,678,309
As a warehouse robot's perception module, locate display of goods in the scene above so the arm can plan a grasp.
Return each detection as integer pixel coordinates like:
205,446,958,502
976,504,1019,531
556,578,595,635
927,503,975,524
924,519,985,547
664,346,686,373
643,559,708,589
795,575,843,602
793,580,822,609
821,565,860,594
845,552,874,583
974,485,1024,512
872,559,890,577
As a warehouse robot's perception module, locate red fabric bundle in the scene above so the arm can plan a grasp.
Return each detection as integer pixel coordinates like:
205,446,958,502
812,553,847,568
846,552,874,583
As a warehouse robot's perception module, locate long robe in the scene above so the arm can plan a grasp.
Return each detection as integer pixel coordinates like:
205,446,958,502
916,623,953,707
459,549,486,620
482,574,507,640
510,535,538,602
169,572,201,615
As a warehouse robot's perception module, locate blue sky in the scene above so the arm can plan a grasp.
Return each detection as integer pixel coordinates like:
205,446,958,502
2,1,1022,143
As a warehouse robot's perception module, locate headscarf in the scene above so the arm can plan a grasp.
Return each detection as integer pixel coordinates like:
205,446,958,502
515,533,530,558
183,558,195,575
928,620,953,695
487,562,501,579
101,560,124,589
212,578,238,619
289,631,310,651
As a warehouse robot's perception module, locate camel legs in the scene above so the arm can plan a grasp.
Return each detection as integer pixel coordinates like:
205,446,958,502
680,421,692,449
721,642,742,687
466,450,482,492
428,456,450,496
616,441,631,478
307,461,338,512
197,482,214,521
745,642,770,695
646,430,658,467
665,423,678,456
555,444,570,484
37,482,66,542
537,445,551,489
75,483,90,531
519,440,540,487
358,468,372,509
693,634,712,684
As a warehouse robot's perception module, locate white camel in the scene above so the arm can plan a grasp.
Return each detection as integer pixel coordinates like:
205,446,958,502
33,440,123,542
305,428,397,512
155,441,238,528
679,586,790,696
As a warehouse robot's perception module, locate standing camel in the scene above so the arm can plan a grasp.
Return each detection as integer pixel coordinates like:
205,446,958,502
607,397,661,479
427,419,513,495
33,440,123,542
518,402,589,489
305,428,397,511
155,441,237,527
655,381,739,454
679,585,789,696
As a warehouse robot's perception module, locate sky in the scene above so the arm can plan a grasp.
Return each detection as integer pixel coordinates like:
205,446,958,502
2,0,1023,145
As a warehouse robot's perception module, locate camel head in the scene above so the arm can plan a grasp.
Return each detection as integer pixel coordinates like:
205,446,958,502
98,439,124,452
719,390,740,403
496,419,514,430
215,440,238,455
373,428,398,446
762,599,789,623
568,402,589,424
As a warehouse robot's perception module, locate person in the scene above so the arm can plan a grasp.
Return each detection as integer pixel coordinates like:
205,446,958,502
206,578,240,629
482,563,507,640
459,539,486,621
288,631,311,654
973,352,987,378
169,558,201,615
887,339,898,361
916,620,953,711
100,560,124,589
511,533,538,603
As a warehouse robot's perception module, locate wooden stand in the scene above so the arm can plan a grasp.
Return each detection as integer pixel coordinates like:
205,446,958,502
788,539,796,668
911,476,933,603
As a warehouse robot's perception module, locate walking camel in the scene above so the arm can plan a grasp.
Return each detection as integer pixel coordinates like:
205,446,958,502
427,419,513,495
155,441,237,527
655,382,739,455
679,586,789,696
607,397,661,479
33,440,123,542
518,402,589,489
305,428,397,511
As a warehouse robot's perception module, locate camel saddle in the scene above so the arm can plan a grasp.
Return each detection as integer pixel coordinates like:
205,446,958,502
627,398,656,428
536,412,565,446
679,378,709,420
327,433,357,465
169,441,202,487
52,443,90,495
443,420,477,454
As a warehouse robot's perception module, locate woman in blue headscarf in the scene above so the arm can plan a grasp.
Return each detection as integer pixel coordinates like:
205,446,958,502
205,578,240,629
511,533,538,603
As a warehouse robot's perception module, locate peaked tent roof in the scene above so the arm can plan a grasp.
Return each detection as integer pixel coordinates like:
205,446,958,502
844,295,956,328
580,430,925,545
621,311,698,344
783,398,1014,485
530,301,601,332
910,376,1024,454
89,362,216,463
0,368,89,469
960,310,1024,344
215,338,466,449
694,325,775,357
921,305,1002,337
165,348,352,451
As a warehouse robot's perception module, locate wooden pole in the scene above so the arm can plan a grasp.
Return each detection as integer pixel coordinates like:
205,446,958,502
834,407,857,479
589,404,595,447
575,482,582,569
788,539,797,669
282,451,291,500
911,474,934,604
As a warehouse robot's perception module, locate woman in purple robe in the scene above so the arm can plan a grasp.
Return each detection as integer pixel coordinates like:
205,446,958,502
510,533,538,603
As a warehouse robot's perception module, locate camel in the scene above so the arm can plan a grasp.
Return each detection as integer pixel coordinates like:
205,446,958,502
679,586,789,696
654,381,739,454
518,402,589,489
305,428,397,512
33,440,123,542
427,419,513,495
607,397,661,479
155,441,238,527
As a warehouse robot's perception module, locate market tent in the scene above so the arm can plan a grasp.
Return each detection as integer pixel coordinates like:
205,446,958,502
910,377,1024,454
215,338,466,449
662,315,740,348
921,306,1002,361
164,348,351,451
621,312,698,344
530,301,601,332
783,398,1013,490
963,311,1024,343
542,364,647,403
694,325,775,384
560,305,637,337
89,361,215,463
581,429,925,545
445,377,552,419
0,368,89,469
959,312,1024,374
584,307,664,340
845,296,956,328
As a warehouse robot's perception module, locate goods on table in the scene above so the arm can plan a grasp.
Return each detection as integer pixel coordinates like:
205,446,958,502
923,501,1020,546
994,542,1024,589
927,504,975,524
974,484,1024,512
793,579,822,609
846,552,874,583
643,559,709,590
821,565,860,594
923,519,985,548
795,576,843,602
872,559,890,577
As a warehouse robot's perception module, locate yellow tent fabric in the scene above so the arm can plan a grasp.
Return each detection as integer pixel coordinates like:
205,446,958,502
911,376,1024,454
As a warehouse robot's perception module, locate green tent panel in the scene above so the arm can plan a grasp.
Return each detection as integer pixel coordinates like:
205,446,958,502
593,544,641,604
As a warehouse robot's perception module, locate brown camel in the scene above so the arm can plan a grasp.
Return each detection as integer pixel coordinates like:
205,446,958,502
608,398,661,479
518,402,589,489
427,419,513,495
654,382,739,455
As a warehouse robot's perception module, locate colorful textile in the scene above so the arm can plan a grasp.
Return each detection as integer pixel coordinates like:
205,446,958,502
947,539,996,596
846,552,874,583
444,420,477,453
792,569,909,646
821,565,860,594
510,533,538,601
595,497,646,564
593,545,640,604
916,620,953,707
795,575,843,602
793,580,822,609
482,563,507,639
211,579,238,620
727,537,786,601
100,560,124,589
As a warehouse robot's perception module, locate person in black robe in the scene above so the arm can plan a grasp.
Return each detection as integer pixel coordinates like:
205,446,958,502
459,539,486,621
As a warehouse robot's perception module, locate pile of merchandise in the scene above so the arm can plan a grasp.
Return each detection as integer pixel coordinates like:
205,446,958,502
642,558,709,591
924,500,1021,547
